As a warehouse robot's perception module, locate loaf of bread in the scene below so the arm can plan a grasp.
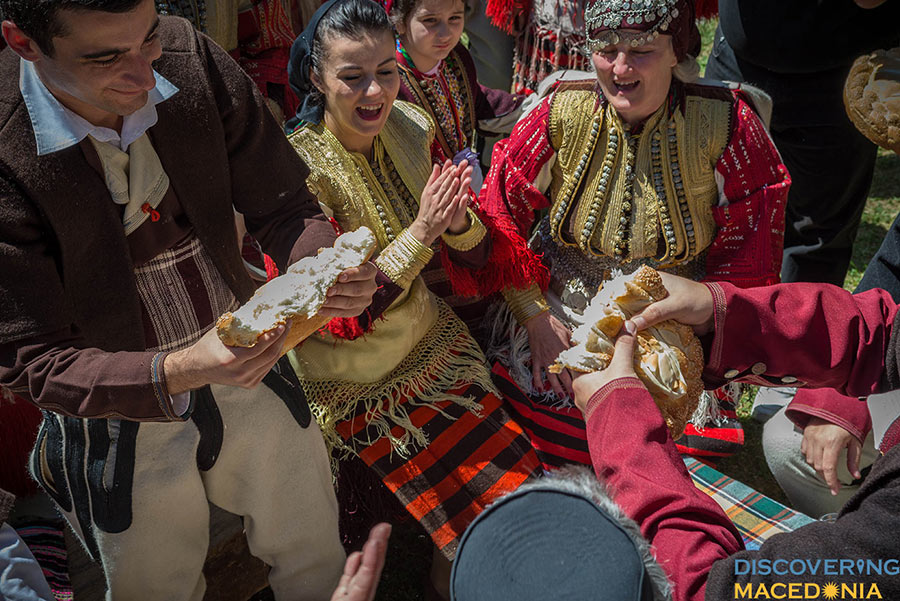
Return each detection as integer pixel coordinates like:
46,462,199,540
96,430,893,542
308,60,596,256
216,227,377,356
844,46,900,154
550,266,703,439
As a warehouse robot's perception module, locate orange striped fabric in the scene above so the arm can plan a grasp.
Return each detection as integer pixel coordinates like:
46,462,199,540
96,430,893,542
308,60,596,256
335,382,542,559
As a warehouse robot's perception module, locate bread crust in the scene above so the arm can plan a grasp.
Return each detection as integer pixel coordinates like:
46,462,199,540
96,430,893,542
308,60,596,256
844,47,900,154
216,230,376,357
551,266,704,439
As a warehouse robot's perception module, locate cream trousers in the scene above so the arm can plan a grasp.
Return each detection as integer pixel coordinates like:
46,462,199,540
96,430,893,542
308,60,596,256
763,404,878,518
36,382,344,601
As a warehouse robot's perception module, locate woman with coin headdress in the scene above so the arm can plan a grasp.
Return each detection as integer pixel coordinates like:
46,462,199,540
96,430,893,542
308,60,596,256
480,0,790,466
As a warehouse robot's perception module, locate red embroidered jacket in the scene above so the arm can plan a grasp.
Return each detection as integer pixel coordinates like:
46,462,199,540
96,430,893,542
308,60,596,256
480,82,790,291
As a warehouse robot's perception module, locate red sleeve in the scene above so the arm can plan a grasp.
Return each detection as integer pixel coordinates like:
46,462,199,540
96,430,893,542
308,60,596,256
703,95,790,288
785,388,872,443
585,377,743,601
704,282,899,396
480,96,555,237
472,97,556,295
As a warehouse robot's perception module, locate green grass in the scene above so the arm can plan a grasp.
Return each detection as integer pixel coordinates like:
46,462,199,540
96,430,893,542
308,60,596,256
697,18,717,73
369,19,900,599
844,151,900,291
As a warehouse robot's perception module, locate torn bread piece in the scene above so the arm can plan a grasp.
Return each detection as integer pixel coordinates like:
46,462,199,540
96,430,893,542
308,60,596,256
550,265,704,439
844,47,900,154
216,227,377,356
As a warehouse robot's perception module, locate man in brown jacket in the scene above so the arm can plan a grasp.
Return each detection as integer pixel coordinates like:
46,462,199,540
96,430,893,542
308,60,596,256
0,0,377,598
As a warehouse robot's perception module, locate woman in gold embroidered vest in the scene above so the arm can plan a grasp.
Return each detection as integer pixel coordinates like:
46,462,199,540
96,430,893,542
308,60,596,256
283,0,542,590
480,0,791,466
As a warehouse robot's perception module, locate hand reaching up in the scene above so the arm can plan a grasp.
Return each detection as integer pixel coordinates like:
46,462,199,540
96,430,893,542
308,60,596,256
331,523,391,601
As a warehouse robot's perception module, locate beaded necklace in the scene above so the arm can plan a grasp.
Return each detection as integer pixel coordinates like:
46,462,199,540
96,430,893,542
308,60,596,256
353,138,420,244
397,41,474,156
155,0,207,32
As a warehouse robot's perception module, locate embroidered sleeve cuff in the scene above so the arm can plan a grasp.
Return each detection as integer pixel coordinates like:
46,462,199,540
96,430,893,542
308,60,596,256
374,228,434,290
152,352,193,421
441,209,486,251
879,418,900,455
703,281,727,373
503,283,550,324
584,377,646,420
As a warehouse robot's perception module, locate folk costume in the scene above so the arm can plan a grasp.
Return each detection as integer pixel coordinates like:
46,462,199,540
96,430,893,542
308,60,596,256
480,0,790,467
513,0,589,95
0,18,346,600
156,0,308,120
285,2,542,559
395,41,526,163
393,39,529,341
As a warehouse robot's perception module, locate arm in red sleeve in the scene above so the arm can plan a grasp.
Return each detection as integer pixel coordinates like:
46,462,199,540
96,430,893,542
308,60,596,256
480,96,555,237
786,388,872,443
704,282,899,396
703,94,790,289
585,377,743,601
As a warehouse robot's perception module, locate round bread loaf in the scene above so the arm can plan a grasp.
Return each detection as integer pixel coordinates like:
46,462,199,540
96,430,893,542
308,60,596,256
551,265,704,439
844,47,900,154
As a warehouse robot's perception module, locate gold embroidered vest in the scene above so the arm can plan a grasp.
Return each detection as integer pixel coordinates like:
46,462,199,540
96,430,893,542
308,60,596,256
287,101,494,457
547,83,732,268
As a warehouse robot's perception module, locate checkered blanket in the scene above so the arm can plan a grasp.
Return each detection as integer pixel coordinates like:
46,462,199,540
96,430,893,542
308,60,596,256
685,457,815,551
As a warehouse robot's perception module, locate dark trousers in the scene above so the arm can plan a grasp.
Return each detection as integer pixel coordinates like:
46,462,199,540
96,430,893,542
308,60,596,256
706,27,878,286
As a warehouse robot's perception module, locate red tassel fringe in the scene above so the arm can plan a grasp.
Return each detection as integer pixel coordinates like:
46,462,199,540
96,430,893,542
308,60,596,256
694,0,718,20
485,0,533,34
325,311,373,341
440,204,550,298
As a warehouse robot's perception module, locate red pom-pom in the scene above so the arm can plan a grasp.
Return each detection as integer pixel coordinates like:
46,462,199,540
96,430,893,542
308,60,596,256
325,313,372,341
694,0,719,20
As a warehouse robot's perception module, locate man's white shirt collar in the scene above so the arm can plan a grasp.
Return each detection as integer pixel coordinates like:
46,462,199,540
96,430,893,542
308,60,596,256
19,58,179,156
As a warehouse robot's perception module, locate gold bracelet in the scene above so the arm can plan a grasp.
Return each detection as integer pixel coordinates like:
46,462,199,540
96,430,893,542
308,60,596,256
441,209,487,252
503,284,550,325
375,228,434,289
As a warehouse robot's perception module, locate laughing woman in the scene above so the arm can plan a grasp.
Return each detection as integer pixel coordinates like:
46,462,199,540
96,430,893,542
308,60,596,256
480,0,791,466
283,0,541,593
